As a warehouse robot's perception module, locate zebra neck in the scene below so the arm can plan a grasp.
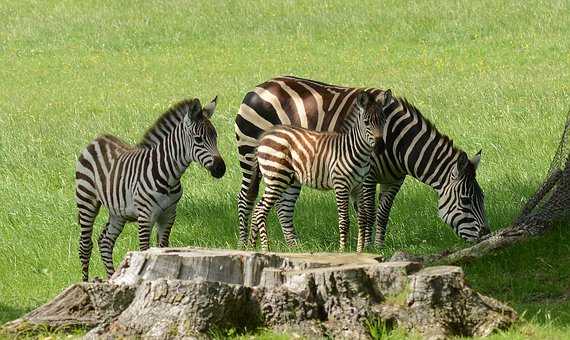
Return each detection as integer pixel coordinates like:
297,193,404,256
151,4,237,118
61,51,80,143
385,99,461,191
155,124,191,183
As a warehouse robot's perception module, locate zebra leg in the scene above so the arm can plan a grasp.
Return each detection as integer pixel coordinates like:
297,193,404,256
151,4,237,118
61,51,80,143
98,216,126,278
137,217,154,251
374,179,405,246
237,166,261,246
77,201,101,282
334,184,351,252
251,185,286,252
360,177,378,247
157,206,177,247
352,187,369,253
275,183,301,246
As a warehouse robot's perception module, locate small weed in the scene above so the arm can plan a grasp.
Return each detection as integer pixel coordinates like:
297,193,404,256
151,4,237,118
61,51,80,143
383,284,412,306
366,317,394,340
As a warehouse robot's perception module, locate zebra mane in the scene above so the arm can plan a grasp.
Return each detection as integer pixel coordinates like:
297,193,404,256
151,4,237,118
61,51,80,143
396,96,457,151
101,133,133,150
137,99,197,148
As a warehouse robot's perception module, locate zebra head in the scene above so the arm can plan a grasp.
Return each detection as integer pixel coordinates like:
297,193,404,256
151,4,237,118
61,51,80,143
183,96,226,178
355,90,391,146
438,150,490,242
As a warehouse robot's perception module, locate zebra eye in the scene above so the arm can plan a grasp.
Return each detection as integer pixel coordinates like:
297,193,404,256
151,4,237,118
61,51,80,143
194,136,203,144
460,197,471,206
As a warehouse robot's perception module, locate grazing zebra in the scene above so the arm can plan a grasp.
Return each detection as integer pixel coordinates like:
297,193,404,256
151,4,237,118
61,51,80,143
234,76,490,247
75,97,226,281
250,91,388,252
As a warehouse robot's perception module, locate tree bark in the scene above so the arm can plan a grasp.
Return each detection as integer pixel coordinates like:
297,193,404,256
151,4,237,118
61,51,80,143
2,248,517,339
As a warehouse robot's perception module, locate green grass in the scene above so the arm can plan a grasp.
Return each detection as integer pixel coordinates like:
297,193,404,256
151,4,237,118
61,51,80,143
1,0,569,338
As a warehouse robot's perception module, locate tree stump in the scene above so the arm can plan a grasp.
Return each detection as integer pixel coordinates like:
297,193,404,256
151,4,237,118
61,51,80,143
1,248,516,339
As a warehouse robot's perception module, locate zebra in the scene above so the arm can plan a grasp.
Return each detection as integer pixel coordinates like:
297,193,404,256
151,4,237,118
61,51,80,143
75,97,226,281
250,91,388,252
234,76,490,248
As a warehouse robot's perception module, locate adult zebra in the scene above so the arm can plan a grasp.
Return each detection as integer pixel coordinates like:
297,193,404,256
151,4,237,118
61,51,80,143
76,97,225,281
234,76,490,247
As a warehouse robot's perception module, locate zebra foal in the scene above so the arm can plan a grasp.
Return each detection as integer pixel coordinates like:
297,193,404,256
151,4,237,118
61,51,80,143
75,97,226,281
250,91,390,252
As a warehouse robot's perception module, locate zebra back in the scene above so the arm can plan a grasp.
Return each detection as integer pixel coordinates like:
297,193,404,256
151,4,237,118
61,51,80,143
76,134,132,189
235,76,383,145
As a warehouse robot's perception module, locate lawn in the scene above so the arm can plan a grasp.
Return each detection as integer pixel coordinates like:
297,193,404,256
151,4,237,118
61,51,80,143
0,0,569,338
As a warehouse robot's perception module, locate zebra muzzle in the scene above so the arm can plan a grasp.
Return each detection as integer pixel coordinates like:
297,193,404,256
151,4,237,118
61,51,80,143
209,157,226,178
478,224,492,240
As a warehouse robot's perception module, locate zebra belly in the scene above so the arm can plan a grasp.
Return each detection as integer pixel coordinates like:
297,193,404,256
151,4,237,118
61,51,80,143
295,174,334,190
106,190,138,220
132,189,182,223
93,181,136,220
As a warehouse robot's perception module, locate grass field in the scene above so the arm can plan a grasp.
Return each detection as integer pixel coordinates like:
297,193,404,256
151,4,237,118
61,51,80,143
1,0,569,338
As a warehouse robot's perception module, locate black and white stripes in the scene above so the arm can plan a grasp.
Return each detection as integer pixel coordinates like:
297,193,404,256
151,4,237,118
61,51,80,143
75,97,225,281
250,92,387,251
363,98,489,244
235,76,490,248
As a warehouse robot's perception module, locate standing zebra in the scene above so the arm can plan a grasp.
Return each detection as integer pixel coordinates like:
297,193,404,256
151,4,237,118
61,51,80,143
75,97,225,281
234,76,490,247
251,91,388,252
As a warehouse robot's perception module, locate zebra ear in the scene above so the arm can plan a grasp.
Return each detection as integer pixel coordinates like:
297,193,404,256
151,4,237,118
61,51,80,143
471,149,482,170
355,92,370,111
454,152,470,177
384,89,393,103
188,99,203,121
203,96,217,118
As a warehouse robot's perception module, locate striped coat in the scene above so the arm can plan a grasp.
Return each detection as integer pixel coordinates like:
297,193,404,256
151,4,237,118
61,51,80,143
75,98,225,281
235,76,489,248
251,92,387,251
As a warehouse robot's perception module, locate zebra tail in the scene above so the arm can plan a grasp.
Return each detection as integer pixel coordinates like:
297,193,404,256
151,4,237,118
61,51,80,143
246,161,261,200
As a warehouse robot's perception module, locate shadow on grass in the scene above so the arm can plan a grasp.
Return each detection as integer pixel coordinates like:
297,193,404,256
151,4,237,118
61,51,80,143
464,223,570,327
171,173,546,252
463,173,570,326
